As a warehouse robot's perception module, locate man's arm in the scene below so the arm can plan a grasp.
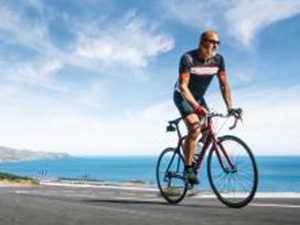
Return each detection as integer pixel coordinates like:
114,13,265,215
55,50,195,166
179,75,207,116
217,74,233,109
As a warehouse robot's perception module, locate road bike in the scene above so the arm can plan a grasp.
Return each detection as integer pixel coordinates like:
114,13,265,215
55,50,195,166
156,110,258,208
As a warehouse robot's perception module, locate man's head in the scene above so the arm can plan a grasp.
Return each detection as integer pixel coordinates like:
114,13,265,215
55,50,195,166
198,30,220,59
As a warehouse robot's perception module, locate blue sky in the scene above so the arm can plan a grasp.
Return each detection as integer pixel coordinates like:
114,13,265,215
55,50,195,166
0,0,299,156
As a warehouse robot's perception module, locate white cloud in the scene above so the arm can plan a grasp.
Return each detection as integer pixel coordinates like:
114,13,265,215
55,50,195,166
0,60,66,92
0,85,299,156
162,0,300,47
25,0,44,13
206,84,300,155
74,12,175,70
0,3,174,86
0,92,179,155
225,0,300,46
0,3,70,90
0,1,298,157
74,80,110,108
0,3,51,52
162,0,227,29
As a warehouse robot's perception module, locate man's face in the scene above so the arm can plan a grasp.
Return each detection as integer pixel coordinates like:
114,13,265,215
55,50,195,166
200,32,220,58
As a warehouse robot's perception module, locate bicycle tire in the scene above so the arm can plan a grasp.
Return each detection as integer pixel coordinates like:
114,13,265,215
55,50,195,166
207,135,258,208
156,148,188,204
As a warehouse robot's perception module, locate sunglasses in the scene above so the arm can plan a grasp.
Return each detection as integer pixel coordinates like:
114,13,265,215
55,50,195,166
205,39,221,45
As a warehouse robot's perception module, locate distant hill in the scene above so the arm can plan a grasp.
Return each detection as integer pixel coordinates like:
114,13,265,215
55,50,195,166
0,146,69,162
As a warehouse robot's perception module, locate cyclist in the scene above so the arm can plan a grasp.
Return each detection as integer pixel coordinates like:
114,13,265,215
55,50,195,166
173,30,238,184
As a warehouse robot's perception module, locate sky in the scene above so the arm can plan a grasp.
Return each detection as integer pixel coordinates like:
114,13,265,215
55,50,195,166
0,0,299,156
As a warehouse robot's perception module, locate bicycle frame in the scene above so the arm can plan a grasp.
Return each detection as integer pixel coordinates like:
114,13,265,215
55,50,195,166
169,115,236,177
193,117,236,175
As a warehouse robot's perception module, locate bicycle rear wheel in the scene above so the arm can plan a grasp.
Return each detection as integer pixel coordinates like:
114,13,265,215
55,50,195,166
207,135,258,208
156,148,188,204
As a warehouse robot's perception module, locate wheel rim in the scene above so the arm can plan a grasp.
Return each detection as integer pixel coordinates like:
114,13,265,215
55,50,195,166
157,149,187,202
208,138,257,206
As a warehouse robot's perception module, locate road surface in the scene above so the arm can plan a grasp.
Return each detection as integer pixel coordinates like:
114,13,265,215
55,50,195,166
0,184,299,225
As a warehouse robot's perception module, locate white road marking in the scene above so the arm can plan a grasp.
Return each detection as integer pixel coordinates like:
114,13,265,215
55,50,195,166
250,203,300,209
192,192,300,199
40,182,158,192
14,189,162,201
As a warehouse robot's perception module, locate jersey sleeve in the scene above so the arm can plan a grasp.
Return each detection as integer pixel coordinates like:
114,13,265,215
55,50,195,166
179,54,190,79
218,55,226,77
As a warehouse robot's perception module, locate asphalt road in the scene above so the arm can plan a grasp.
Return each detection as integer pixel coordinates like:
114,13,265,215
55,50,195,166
0,185,299,225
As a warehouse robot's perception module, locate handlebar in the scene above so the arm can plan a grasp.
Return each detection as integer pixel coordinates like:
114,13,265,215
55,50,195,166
207,109,243,130
167,109,243,132
206,112,227,118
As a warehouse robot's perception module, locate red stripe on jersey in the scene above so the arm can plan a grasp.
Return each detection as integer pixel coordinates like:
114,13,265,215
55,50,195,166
179,73,190,79
218,71,226,77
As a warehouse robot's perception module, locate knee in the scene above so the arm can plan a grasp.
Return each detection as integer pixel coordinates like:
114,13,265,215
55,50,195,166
188,126,201,140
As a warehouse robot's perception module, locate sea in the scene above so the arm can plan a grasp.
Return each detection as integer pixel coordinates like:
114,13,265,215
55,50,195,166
1,156,300,192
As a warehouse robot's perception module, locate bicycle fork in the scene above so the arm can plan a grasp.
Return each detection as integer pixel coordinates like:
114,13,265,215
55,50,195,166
213,137,236,173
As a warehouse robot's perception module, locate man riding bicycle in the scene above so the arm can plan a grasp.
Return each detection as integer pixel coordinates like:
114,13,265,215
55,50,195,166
173,30,240,184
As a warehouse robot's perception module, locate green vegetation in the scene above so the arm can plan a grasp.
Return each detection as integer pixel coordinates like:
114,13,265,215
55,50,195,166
0,172,39,185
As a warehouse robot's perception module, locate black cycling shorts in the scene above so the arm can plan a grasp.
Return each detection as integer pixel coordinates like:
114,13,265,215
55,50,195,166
173,91,209,119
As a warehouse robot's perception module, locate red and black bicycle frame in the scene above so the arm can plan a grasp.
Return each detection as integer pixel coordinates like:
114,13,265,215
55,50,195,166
177,117,236,175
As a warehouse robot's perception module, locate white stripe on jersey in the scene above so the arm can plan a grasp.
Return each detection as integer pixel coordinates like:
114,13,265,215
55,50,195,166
190,66,218,75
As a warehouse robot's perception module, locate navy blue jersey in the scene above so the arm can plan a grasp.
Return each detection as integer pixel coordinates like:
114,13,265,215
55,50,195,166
175,49,226,99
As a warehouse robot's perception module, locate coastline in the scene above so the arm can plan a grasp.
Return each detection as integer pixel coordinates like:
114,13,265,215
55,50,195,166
1,178,300,198
2,156,300,193
38,179,300,198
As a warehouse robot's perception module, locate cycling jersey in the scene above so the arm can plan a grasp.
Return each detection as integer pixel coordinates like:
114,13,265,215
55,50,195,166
174,49,226,99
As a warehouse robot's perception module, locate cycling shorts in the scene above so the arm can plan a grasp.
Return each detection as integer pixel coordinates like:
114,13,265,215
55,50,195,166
173,90,209,119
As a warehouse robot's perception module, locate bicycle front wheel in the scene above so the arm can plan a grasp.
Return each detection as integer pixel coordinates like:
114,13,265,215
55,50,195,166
207,135,258,208
156,148,188,204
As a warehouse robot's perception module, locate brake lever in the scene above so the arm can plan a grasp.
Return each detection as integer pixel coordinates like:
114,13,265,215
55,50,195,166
229,116,238,130
229,113,243,130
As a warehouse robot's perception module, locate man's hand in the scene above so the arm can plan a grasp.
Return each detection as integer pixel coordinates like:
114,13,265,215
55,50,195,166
194,105,208,118
227,108,242,118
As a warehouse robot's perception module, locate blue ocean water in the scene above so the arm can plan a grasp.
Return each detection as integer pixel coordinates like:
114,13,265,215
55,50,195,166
1,156,300,192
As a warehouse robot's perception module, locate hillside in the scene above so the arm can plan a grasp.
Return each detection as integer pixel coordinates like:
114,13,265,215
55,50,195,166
0,146,69,162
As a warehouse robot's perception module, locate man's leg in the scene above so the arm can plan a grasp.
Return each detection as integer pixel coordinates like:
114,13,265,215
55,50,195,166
183,113,203,184
184,113,201,166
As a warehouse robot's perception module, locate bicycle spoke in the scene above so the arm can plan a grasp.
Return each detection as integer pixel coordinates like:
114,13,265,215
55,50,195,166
156,148,188,204
208,136,258,208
